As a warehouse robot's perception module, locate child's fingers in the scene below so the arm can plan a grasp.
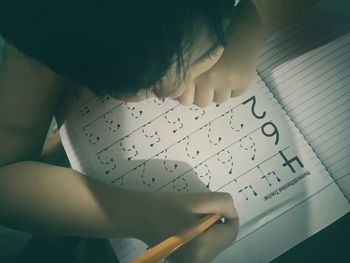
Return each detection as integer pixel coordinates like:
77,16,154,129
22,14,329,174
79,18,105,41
177,82,195,106
169,216,239,263
193,84,214,108
195,217,239,261
179,192,238,220
202,217,239,251
213,88,231,104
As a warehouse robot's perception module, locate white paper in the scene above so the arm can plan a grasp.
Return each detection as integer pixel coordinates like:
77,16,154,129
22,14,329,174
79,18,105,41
257,8,350,200
57,73,349,262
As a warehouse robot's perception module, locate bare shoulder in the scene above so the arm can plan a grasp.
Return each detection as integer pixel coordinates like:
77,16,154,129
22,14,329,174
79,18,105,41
0,42,69,166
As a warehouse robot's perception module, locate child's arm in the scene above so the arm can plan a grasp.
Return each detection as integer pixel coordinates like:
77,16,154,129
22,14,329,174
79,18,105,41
0,161,238,263
252,0,319,36
0,42,237,261
0,44,148,238
0,161,152,238
176,0,320,107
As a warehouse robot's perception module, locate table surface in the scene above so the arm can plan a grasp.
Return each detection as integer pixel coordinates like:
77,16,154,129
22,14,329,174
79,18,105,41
273,212,350,262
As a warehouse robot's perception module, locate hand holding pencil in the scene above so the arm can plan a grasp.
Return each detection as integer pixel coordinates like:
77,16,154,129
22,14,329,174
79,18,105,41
133,192,239,263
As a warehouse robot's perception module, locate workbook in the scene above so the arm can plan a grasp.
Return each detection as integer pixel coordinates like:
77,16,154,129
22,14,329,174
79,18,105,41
56,7,350,263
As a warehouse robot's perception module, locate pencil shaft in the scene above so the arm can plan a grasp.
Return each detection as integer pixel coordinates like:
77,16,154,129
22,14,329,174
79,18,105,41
131,213,221,263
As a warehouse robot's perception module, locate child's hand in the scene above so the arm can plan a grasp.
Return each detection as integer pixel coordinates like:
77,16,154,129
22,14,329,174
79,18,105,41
137,191,239,262
175,0,268,108
184,0,319,108
114,1,267,108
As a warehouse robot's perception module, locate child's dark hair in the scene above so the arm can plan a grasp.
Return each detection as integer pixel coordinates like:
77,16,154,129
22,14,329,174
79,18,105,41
0,0,233,97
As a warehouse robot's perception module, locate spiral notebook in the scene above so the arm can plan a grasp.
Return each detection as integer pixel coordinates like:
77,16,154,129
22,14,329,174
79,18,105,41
56,8,350,263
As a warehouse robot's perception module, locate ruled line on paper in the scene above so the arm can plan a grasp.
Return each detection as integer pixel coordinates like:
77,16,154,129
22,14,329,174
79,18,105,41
264,35,350,86
300,102,350,139
258,11,349,74
258,18,348,74
258,11,329,66
264,43,350,103
258,25,349,83
280,67,350,112
292,83,350,128
257,12,350,195
264,38,350,90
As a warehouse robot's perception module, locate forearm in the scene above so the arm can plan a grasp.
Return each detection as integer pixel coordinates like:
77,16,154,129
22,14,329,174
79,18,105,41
218,0,319,72
251,0,320,36
0,161,146,238
230,0,320,41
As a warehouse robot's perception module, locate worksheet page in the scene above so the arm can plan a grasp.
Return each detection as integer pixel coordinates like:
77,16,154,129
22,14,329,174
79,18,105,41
257,8,350,200
57,73,349,262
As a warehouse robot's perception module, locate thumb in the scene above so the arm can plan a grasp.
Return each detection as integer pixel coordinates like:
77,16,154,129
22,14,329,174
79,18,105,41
182,192,238,220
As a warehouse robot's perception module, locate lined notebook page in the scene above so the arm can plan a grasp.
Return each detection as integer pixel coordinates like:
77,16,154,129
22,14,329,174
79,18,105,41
57,73,349,262
257,9,350,200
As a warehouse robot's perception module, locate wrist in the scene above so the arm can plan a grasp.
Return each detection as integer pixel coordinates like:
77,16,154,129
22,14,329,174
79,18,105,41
110,190,173,242
130,191,177,244
250,0,319,36
234,0,271,42
106,187,153,239
132,191,199,246
221,0,269,65
248,0,275,38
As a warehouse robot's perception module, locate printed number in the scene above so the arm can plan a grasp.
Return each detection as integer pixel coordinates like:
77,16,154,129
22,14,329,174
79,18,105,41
76,104,90,119
216,150,234,175
239,136,256,161
279,150,304,173
140,163,156,187
96,149,117,175
119,137,139,161
229,109,244,132
141,123,161,147
159,150,178,173
205,123,222,145
194,163,211,188
83,124,100,145
172,177,189,192
185,136,200,159
126,104,143,119
242,96,266,119
261,171,281,186
164,109,184,133
103,112,121,132
261,121,279,145
238,185,258,200
189,106,206,120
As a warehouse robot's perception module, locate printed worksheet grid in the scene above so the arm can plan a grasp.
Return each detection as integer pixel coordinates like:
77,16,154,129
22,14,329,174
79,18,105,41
60,75,335,227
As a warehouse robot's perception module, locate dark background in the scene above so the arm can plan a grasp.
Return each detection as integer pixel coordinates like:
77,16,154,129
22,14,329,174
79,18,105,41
274,212,350,262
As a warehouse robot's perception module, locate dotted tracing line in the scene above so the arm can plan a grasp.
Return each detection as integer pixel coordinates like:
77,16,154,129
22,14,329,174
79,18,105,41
240,136,256,161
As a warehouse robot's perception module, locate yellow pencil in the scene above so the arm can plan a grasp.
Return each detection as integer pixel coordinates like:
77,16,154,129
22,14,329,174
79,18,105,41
130,213,222,263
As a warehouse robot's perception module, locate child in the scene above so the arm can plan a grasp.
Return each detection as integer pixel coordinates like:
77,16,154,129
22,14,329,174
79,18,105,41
0,0,318,262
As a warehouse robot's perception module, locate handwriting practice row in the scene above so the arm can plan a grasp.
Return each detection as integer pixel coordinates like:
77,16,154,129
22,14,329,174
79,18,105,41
60,74,332,234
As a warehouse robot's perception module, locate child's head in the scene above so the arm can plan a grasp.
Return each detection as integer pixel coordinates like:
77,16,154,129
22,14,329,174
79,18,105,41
1,0,233,101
